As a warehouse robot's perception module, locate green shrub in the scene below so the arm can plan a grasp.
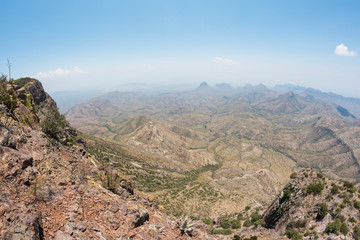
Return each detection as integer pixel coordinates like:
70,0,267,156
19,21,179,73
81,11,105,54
354,226,360,240
307,183,324,195
325,219,341,235
285,229,303,240
233,235,241,240
354,201,360,210
243,220,253,227
210,227,232,235
317,173,325,179
231,219,242,229
41,109,67,140
343,180,354,189
254,219,266,227
287,220,307,229
331,183,340,194
245,205,251,211
250,212,262,222
202,218,211,225
349,217,356,223
317,203,328,220
340,222,349,235
219,219,231,229
283,189,292,199
237,213,244,220
290,172,297,179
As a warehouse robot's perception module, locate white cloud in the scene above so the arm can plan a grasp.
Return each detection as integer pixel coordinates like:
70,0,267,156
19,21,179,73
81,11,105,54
35,66,83,78
334,44,357,56
214,57,236,65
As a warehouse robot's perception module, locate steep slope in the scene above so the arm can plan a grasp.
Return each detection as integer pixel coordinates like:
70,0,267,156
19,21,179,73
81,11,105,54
0,78,209,239
263,169,360,239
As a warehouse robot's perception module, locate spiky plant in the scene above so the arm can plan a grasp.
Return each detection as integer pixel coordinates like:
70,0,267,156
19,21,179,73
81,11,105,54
176,216,194,236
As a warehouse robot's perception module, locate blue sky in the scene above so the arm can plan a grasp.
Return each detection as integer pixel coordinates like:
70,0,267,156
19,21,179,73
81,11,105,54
1,0,360,96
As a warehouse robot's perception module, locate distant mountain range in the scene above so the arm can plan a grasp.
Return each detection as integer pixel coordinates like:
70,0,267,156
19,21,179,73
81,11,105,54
54,83,360,117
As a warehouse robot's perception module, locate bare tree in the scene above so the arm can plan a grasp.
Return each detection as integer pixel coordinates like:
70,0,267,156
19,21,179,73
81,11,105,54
7,59,11,81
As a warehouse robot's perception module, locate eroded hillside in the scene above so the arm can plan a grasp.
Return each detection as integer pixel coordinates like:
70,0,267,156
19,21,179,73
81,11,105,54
66,83,360,219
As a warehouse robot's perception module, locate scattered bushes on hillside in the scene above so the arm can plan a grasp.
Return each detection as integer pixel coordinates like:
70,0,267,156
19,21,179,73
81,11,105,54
41,108,67,140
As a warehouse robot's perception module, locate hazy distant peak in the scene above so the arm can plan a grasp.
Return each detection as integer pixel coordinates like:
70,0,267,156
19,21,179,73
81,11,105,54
215,83,233,90
255,84,269,90
198,81,210,89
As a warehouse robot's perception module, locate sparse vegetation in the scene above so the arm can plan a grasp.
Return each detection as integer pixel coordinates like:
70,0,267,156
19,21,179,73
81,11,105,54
285,229,303,240
317,203,328,220
209,227,232,235
41,108,67,140
354,226,360,240
306,183,324,195
325,219,341,235
290,172,297,179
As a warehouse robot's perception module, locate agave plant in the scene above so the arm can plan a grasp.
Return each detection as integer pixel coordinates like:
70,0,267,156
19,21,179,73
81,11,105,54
176,216,194,236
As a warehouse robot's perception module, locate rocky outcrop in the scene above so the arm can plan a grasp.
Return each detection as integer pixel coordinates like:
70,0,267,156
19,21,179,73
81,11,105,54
262,169,360,239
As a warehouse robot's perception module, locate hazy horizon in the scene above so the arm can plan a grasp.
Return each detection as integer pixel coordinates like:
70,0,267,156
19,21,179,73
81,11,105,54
1,0,360,97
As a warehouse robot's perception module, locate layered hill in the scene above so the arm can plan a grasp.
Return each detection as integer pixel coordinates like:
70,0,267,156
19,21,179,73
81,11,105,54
0,78,209,239
66,83,360,220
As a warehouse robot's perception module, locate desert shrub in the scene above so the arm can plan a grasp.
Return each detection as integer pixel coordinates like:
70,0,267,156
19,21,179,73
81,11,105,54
219,219,231,229
254,219,266,227
41,108,67,140
343,198,351,205
210,227,232,235
307,183,324,195
202,218,211,225
243,220,253,227
64,138,74,146
237,213,244,220
245,205,251,211
337,214,346,223
331,183,340,194
285,229,303,240
283,189,292,199
349,217,356,223
343,180,354,189
317,203,328,220
340,222,349,235
325,219,341,235
287,220,307,230
290,172,297,179
317,173,325,180
354,226,360,240
233,235,241,240
250,212,262,222
231,219,242,229
354,201,360,210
